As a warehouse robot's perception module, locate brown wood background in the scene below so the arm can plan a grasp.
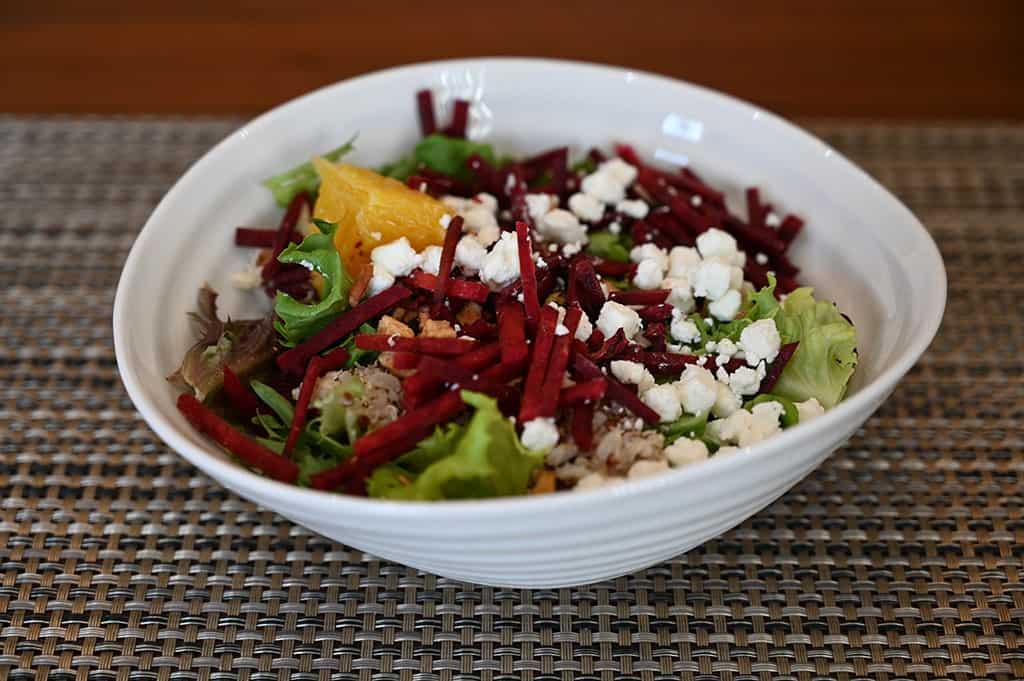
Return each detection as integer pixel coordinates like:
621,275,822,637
3,1,1021,119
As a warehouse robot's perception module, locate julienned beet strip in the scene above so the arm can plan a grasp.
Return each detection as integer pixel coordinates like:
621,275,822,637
445,99,470,138
406,270,491,303
354,335,479,356
235,227,283,248
497,300,529,365
756,341,799,395
310,391,466,492
538,306,582,418
283,346,351,457
518,305,560,423
222,366,262,417
608,289,669,305
558,378,607,407
570,258,606,320
416,89,436,136
400,342,501,408
590,257,635,278
432,215,464,316
277,284,413,374
572,353,661,424
571,404,595,451
515,222,540,328
332,359,530,491
177,394,299,483
261,192,310,281
635,350,700,375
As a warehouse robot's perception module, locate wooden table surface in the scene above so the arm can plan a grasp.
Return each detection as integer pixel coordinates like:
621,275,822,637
4,1,1022,119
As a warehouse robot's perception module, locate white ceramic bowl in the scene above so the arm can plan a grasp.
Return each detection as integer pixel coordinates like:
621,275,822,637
114,58,945,587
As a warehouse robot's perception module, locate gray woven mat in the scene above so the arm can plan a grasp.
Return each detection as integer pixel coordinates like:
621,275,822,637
0,117,1022,681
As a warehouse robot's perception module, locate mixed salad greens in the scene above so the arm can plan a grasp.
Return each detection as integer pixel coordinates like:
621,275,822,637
172,90,857,500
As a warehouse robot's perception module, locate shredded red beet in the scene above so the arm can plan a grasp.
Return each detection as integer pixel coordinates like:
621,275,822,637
608,289,668,306
407,269,490,303
432,215,464,317
746,187,768,229
588,329,631,362
537,307,582,417
617,143,725,207
413,355,482,388
460,319,498,340
504,165,528,223
444,99,470,139
515,222,540,328
572,355,661,424
518,305,560,423
235,227,285,248
458,342,503,370
778,215,804,243
722,214,786,258
311,390,466,491
558,378,607,407
630,218,655,245
643,321,668,352
569,258,606,320
406,174,453,197
355,334,478,356
590,257,635,278
571,404,595,451
638,304,673,322
646,210,694,246
634,350,700,375
416,89,436,137
497,300,529,365
401,341,501,408
757,341,799,395
177,394,299,483
282,346,350,457
390,351,420,371
261,192,310,282
221,366,262,417
277,284,413,374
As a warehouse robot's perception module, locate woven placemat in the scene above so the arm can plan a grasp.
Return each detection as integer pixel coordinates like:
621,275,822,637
0,118,1021,681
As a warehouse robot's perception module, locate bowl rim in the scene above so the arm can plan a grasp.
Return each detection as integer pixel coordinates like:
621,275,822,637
113,56,947,519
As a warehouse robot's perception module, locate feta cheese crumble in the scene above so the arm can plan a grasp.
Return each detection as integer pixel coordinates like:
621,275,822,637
596,301,643,341
665,437,709,467
371,237,422,278
520,417,559,451
568,192,605,222
539,209,588,244
479,231,521,289
633,259,664,290
739,319,782,366
616,199,649,219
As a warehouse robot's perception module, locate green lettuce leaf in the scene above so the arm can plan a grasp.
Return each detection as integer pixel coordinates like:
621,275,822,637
771,286,858,409
340,322,380,368
744,393,799,427
571,156,598,175
745,274,782,322
367,391,544,501
263,136,356,207
660,410,708,444
382,133,496,182
249,380,351,485
273,220,353,346
586,231,634,263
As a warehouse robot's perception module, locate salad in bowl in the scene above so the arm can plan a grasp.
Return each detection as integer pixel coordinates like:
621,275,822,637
170,89,858,501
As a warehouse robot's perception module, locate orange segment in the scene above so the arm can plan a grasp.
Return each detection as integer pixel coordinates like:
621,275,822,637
313,158,450,274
